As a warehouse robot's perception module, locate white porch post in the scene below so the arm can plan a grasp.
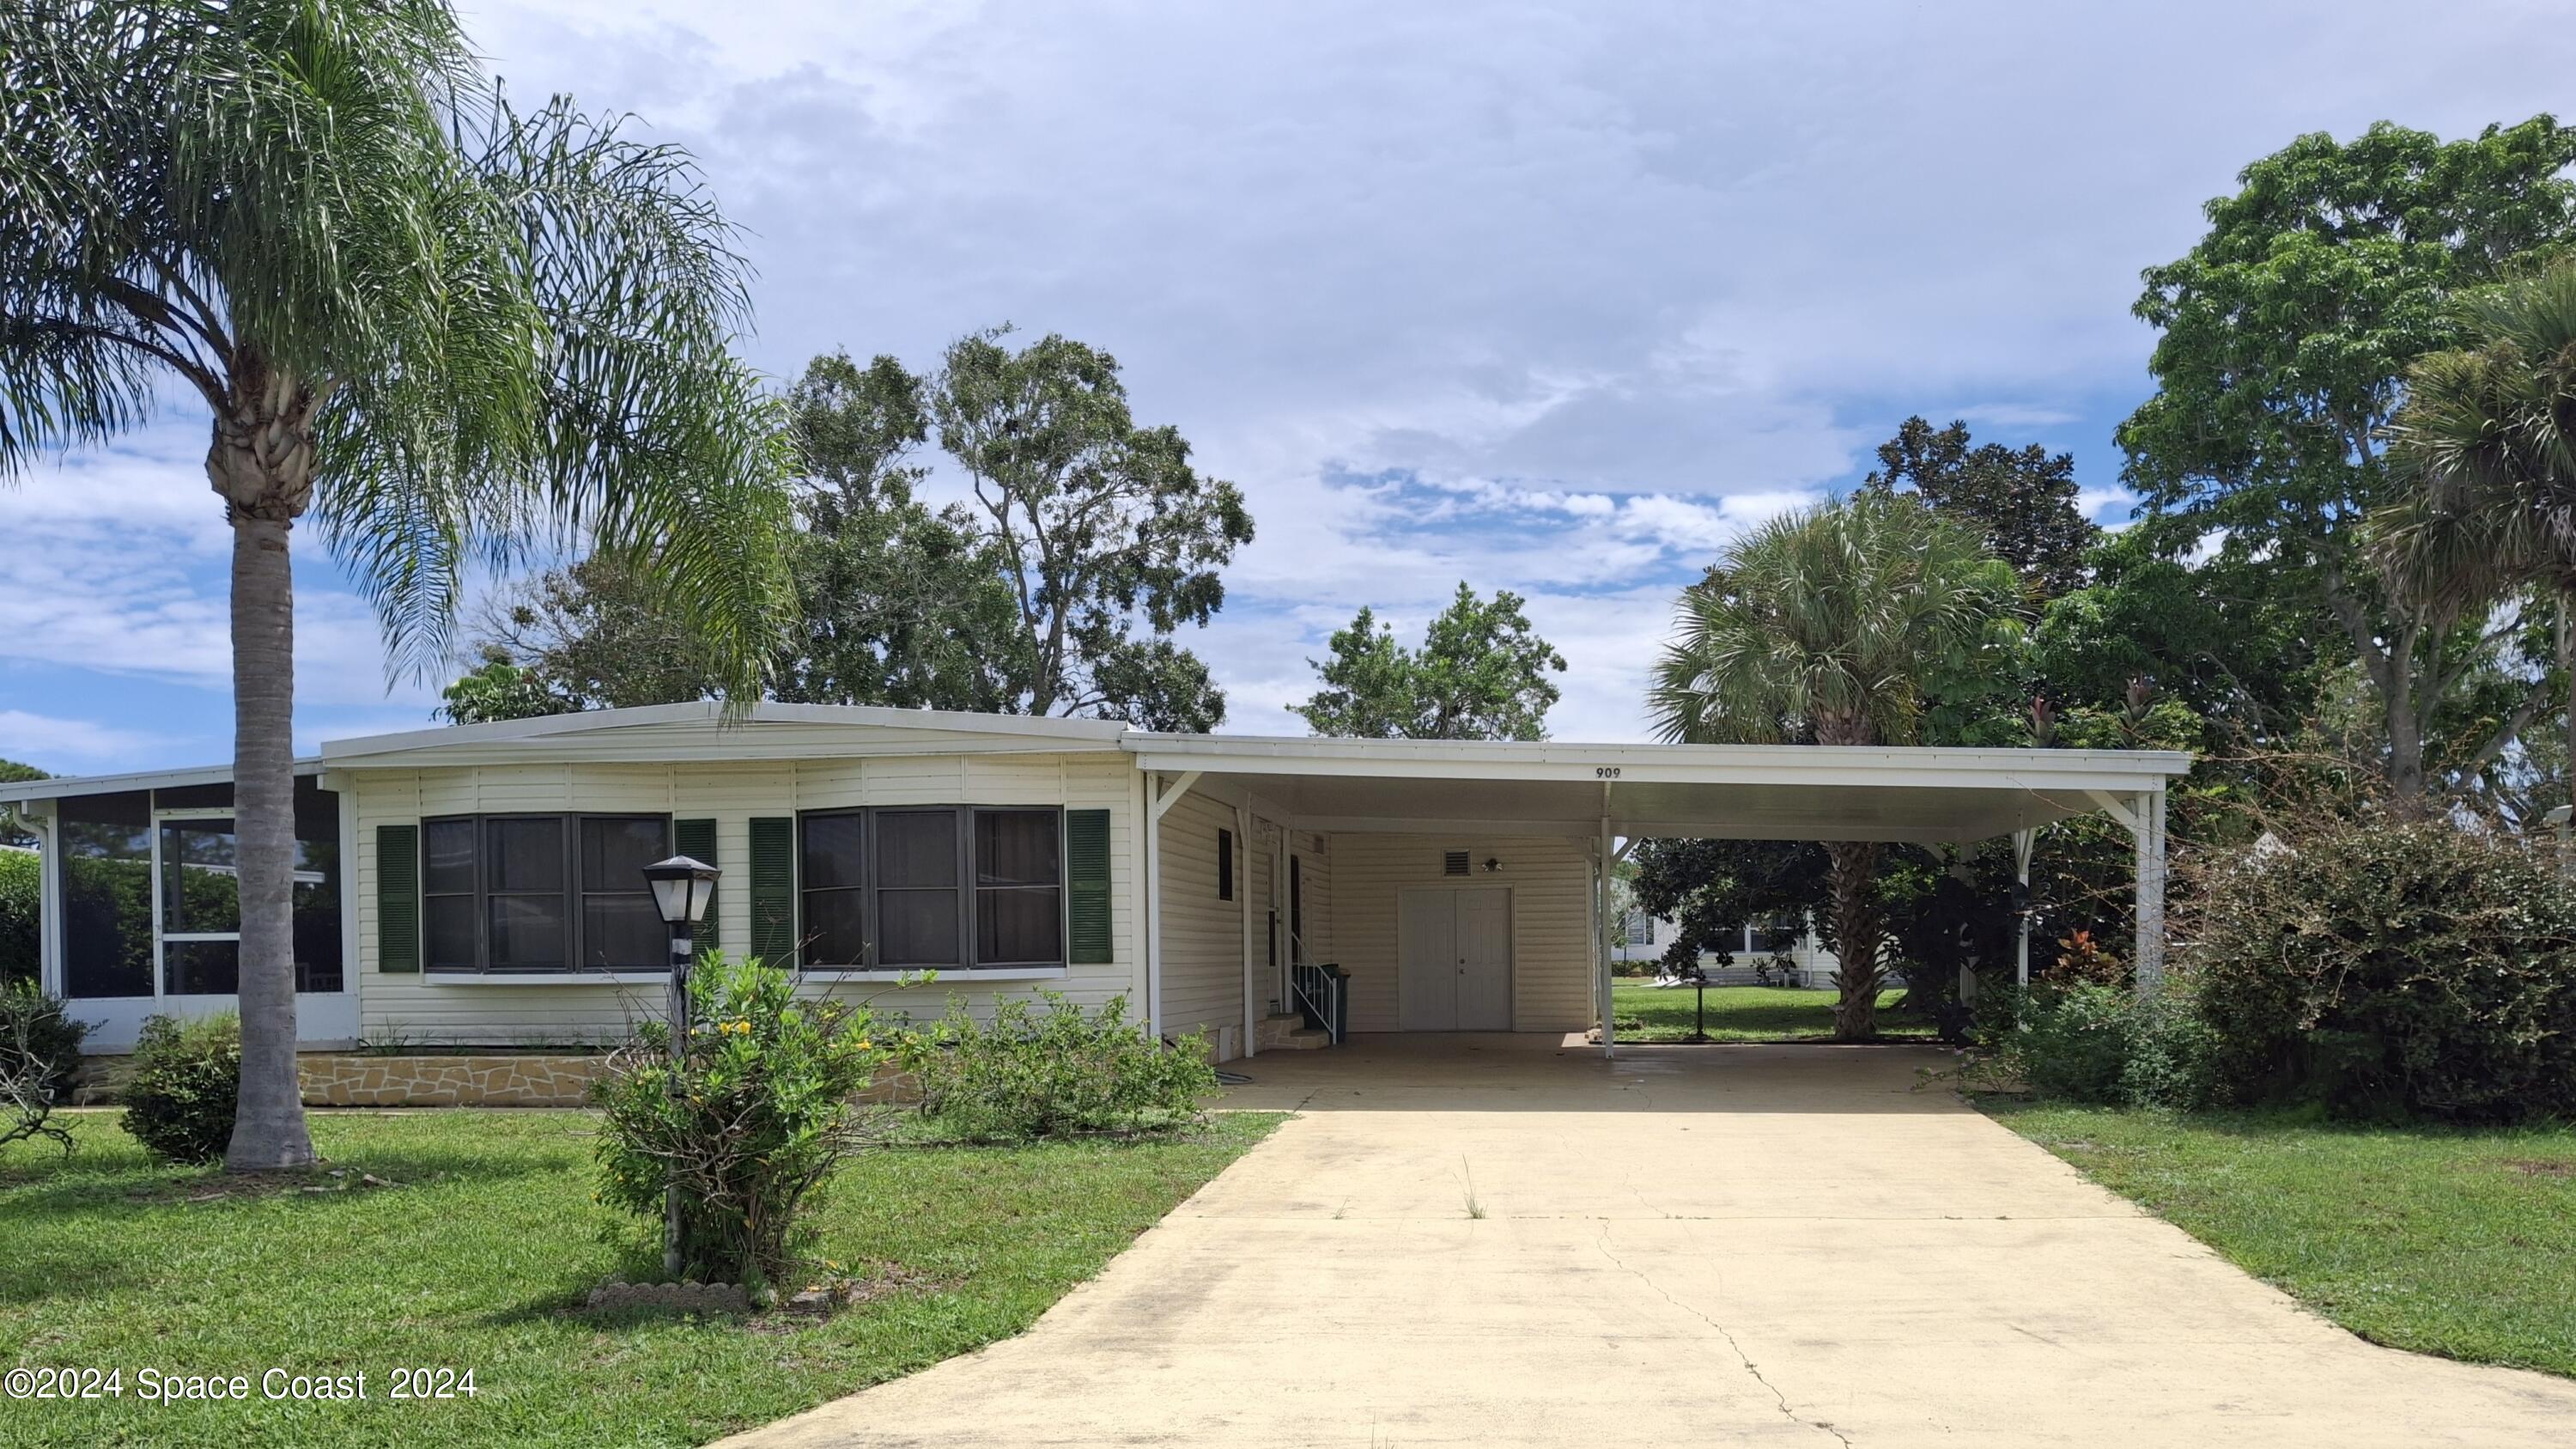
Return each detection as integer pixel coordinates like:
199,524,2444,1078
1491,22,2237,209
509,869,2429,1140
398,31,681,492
2133,788,2167,994
1597,812,1616,1058
1237,801,1256,1057
27,801,62,998
2012,826,2036,989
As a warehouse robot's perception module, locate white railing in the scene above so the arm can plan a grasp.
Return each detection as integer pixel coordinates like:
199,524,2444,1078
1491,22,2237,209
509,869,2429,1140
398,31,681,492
1285,928,1342,1045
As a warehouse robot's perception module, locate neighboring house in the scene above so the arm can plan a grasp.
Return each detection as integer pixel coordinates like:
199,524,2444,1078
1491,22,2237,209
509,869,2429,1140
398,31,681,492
0,703,2188,1058
1613,910,1841,987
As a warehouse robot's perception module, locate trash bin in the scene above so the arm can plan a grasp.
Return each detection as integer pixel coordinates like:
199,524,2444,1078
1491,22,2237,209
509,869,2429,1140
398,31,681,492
1321,963,1349,1043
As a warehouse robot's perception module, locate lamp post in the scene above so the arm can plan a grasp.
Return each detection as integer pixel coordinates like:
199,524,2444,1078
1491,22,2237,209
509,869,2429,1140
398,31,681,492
642,854,719,1280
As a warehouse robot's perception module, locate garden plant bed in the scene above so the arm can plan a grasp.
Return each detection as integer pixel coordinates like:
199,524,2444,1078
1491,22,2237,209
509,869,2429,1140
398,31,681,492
1610,983,1935,1043
0,1108,1282,1446
1983,1098,2576,1379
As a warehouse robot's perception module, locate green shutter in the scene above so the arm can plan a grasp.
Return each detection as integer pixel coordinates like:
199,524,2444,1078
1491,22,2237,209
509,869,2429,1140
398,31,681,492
674,818,719,950
748,816,796,968
377,824,420,973
1066,808,1112,965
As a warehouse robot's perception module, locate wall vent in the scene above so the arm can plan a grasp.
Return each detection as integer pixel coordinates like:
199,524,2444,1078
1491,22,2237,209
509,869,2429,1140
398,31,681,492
1442,849,1470,876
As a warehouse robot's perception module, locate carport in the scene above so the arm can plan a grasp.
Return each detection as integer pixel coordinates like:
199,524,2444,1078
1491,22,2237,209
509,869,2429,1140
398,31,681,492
1124,736,2192,1050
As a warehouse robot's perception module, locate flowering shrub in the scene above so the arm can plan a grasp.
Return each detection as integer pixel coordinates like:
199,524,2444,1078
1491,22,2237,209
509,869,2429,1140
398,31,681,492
901,992,1215,1142
591,955,887,1292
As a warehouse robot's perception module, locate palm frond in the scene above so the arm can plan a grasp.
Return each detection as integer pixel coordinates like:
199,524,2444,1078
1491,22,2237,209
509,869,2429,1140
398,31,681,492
1650,493,2019,747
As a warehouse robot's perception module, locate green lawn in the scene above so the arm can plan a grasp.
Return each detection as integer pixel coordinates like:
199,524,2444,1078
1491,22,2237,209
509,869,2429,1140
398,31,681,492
1984,1099,2576,1378
1611,983,1934,1042
0,1108,1280,1447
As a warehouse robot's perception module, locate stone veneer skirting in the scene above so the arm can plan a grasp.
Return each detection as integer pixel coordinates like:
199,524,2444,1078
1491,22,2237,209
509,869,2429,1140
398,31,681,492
299,1053,611,1107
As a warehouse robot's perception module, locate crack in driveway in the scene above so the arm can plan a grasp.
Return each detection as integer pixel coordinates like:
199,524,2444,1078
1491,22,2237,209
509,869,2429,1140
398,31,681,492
1590,1220,1853,1447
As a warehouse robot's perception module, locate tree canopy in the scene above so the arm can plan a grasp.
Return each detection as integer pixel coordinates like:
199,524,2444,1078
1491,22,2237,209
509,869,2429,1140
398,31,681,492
1295,584,1568,740
2117,115,2576,804
1862,416,2096,602
453,332,1250,730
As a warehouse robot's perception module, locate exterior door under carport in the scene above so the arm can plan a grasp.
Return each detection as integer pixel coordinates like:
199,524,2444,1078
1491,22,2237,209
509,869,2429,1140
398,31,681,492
1398,886,1511,1031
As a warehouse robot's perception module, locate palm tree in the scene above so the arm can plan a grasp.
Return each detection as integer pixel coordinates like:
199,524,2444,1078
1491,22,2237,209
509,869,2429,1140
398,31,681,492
1649,493,2018,1039
2382,259,2576,817
1,2,797,1168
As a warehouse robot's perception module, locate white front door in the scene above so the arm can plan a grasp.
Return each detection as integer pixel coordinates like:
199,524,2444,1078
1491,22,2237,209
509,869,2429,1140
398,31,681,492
1398,886,1512,1031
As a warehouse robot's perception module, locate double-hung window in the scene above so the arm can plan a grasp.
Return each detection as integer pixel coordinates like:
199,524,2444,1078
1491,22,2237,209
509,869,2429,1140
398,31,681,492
799,806,1064,971
422,813,670,973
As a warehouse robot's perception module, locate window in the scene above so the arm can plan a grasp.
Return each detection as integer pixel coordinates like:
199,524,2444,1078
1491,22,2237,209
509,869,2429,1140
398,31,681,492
58,782,343,1000
799,806,1065,970
977,809,1062,965
420,813,670,972
1217,828,1235,901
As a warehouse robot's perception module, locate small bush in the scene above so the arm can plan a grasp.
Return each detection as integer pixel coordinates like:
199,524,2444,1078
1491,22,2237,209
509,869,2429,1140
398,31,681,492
1982,981,2214,1110
0,980,87,1100
591,955,887,1293
0,848,37,988
122,1013,240,1164
902,992,1217,1142
2184,817,2576,1121
1,983,83,1154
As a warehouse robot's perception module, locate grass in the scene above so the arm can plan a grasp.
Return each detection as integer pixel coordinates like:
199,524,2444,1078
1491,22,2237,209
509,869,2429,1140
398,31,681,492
0,1107,1281,1447
1984,1099,2576,1379
1610,983,1935,1042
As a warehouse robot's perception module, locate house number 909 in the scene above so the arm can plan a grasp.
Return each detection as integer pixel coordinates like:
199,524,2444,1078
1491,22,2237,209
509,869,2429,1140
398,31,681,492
1595,767,1621,779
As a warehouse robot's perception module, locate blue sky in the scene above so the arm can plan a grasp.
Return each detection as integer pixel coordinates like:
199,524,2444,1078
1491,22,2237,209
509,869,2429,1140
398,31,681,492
4,0,2569,775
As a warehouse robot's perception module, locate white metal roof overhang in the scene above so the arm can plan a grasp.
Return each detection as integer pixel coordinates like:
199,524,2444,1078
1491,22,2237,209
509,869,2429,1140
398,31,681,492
1122,736,2192,843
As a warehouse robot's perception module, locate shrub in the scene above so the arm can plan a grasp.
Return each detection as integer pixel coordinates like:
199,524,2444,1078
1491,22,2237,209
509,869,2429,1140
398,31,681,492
0,980,87,1100
2,983,82,1154
1984,981,2214,1110
122,1013,240,1164
0,848,37,988
2183,817,2576,1122
591,955,887,1293
902,992,1217,1142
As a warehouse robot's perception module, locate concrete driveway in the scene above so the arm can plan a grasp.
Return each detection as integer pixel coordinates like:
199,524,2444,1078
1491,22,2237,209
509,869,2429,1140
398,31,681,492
723,1035,2576,1448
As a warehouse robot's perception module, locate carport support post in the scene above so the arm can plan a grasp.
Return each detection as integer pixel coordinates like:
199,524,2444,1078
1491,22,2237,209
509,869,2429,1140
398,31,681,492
2011,827,2035,989
1597,813,1621,1058
2132,788,2167,995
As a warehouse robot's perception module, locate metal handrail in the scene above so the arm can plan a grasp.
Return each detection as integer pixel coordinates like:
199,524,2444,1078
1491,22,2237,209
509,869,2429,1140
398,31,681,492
1285,928,1341,1045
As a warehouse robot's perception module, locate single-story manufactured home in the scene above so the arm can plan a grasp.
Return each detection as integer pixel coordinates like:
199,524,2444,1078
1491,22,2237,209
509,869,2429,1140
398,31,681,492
0,703,2189,1061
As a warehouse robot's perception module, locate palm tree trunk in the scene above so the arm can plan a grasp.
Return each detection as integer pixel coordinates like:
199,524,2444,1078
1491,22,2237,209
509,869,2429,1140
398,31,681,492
1824,840,1881,1040
224,508,316,1170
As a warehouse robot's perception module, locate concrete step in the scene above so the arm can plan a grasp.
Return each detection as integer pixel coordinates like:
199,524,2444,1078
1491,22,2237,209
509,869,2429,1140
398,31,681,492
1255,1014,1330,1051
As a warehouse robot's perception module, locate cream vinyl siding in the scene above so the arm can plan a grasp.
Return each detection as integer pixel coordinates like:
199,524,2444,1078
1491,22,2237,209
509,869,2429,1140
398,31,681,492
1247,825,1279,1016
1154,788,1245,1054
347,752,1140,1046
1328,833,1590,1033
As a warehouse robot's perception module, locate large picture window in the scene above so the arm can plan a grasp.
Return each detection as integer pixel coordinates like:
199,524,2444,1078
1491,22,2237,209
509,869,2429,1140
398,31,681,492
421,813,670,973
799,807,1064,971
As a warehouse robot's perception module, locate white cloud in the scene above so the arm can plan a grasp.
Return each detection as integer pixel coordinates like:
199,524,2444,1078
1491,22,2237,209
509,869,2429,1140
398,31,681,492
0,417,443,713
0,709,185,766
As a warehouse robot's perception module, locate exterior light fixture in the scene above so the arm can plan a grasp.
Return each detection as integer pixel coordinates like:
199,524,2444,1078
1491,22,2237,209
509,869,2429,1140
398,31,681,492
643,855,720,931
641,853,720,1278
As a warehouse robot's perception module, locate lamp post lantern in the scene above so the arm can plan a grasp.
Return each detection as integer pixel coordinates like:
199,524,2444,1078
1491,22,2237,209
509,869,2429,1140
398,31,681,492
642,854,719,1279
